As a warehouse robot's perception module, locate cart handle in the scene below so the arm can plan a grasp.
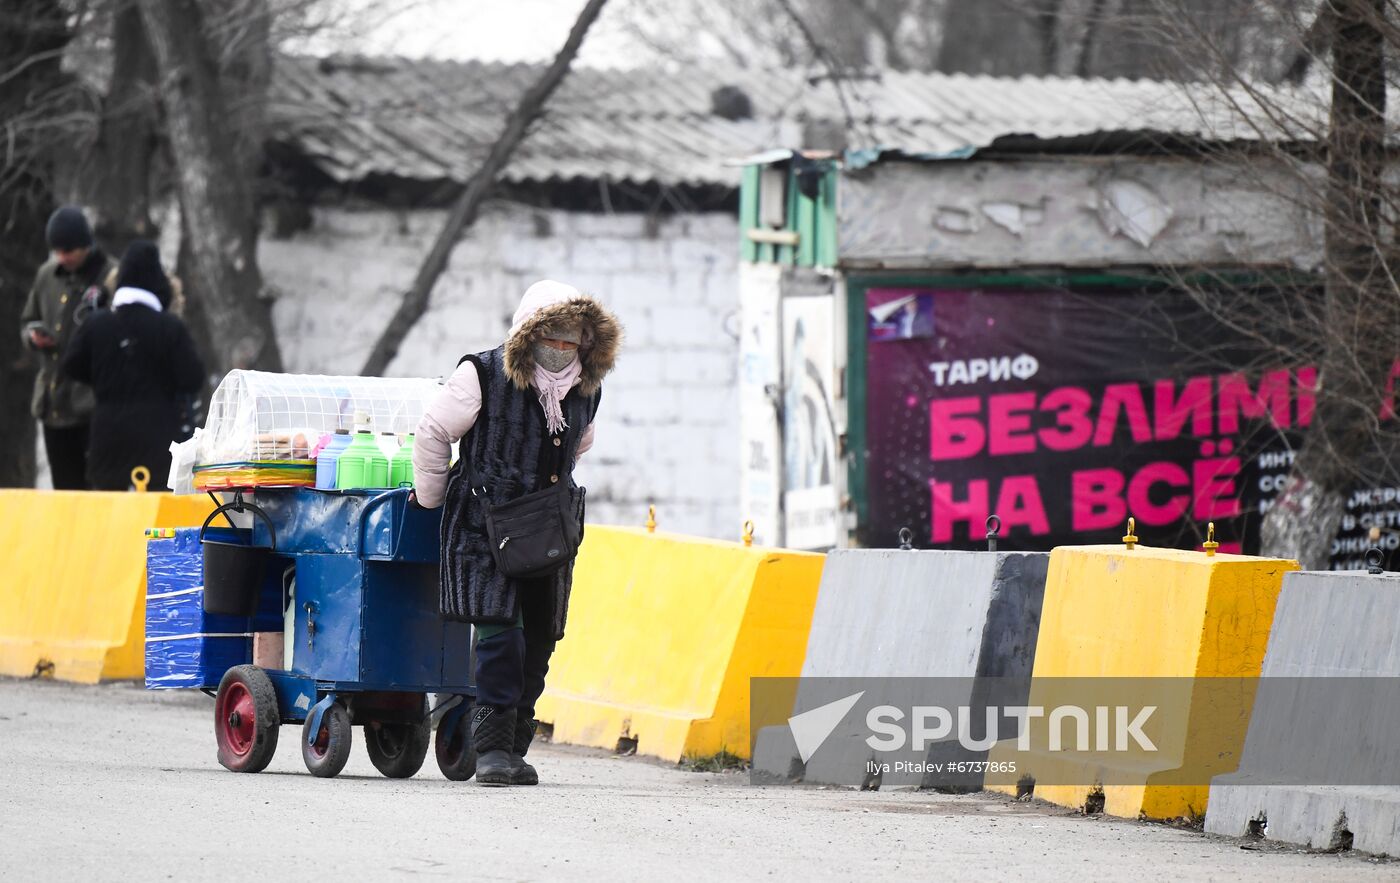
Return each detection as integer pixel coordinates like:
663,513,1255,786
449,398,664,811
358,487,411,559
199,493,277,552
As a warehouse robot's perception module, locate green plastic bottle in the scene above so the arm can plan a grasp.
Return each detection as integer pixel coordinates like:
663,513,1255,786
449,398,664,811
390,433,416,487
336,429,389,489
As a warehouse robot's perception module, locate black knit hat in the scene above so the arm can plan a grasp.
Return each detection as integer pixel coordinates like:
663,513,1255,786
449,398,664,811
116,240,173,307
46,206,94,251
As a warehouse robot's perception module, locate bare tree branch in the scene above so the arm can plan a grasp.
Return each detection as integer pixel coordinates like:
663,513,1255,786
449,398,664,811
771,0,863,140
358,0,611,377
1135,0,1400,566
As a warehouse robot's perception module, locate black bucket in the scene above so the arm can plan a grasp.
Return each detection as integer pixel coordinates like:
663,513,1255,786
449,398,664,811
200,499,277,617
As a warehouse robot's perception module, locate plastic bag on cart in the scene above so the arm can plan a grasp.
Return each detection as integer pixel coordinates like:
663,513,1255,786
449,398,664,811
168,428,201,494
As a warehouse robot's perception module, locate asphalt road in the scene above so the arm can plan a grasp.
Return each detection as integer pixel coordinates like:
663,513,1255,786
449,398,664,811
1,679,1392,881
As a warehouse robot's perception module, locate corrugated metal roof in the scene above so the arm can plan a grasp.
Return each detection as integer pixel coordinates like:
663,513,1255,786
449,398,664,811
795,70,1325,155
270,54,1328,189
271,55,797,189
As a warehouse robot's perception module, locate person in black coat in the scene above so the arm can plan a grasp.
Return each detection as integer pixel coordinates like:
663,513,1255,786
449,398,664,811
61,241,205,491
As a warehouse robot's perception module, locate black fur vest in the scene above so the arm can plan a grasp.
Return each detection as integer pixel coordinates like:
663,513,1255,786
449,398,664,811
438,345,600,639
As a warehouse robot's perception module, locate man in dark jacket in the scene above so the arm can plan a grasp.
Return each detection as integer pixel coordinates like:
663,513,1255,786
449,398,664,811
61,240,205,491
19,206,116,489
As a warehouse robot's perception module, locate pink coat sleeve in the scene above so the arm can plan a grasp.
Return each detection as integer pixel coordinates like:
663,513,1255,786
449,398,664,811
412,361,482,508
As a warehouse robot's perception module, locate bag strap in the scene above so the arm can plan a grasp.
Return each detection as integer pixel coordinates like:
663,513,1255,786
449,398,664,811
459,354,491,498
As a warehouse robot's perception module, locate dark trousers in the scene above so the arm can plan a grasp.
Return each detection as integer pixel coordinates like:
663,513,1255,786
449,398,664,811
474,578,557,717
43,423,89,490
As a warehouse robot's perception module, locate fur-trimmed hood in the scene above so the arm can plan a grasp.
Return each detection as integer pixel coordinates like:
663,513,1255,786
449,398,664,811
503,281,622,396
104,266,184,315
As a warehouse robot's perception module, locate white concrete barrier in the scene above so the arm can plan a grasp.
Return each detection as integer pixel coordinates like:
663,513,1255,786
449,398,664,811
1205,569,1400,856
751,549,1048,788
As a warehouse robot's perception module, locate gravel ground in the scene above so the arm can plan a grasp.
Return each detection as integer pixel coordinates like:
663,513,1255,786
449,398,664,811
1,678,1393,881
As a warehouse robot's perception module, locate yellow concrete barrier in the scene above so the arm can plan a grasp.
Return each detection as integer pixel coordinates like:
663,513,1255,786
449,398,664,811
987,544,1297,820
535,526,825,762
0,490,213,683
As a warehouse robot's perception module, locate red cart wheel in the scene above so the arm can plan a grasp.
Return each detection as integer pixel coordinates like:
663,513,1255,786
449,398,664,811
434,704,477,781
302,700,352,778
214,665,280,773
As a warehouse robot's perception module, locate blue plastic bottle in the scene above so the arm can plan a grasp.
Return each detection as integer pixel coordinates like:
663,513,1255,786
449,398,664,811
315,429,352,489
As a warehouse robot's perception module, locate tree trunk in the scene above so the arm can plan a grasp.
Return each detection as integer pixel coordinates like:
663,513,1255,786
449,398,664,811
1260,475,1347,569
1261,0,1390,567
208,0,272,183
1090,0,1250,80
359,0,611,377
811,0,907,71
937,0,1040,75
136,0,281,373
0,0,69,487
1075,0,1109,77
1034,0,1063,74
91,0,160,253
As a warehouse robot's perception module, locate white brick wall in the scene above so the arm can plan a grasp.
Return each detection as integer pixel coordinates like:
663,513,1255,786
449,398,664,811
260,202,742,539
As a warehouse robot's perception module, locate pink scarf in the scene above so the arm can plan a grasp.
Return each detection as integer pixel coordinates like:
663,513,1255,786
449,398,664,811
534,358,583,435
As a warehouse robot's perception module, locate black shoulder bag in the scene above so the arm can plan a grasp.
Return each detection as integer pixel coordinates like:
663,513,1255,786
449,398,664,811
462,356,583,579
472,476,582,579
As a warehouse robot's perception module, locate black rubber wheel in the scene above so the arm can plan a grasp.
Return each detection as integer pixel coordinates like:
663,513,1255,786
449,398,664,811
214,665,280,773
365,697,431,779
302,700,352,778
434,704,478,781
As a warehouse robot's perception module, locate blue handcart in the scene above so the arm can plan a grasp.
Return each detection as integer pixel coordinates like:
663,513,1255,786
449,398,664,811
146,487,477,779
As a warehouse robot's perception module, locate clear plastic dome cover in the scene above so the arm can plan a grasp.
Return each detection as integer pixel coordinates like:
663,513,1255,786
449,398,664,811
197,371,443,467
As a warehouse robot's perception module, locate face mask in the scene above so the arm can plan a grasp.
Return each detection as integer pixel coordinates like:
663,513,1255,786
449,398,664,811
533,341,578,372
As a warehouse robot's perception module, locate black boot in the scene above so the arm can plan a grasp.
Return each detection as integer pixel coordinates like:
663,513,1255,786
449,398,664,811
511,713,539,786
471,705,516,786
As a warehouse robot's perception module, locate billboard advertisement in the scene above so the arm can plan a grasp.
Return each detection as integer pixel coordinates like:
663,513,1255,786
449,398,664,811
862,285,1393,568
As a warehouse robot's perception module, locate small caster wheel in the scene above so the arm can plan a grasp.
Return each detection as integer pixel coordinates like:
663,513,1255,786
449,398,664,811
302,700,352,778
215,665,280,773
365,697,431,778
434,703,477,781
